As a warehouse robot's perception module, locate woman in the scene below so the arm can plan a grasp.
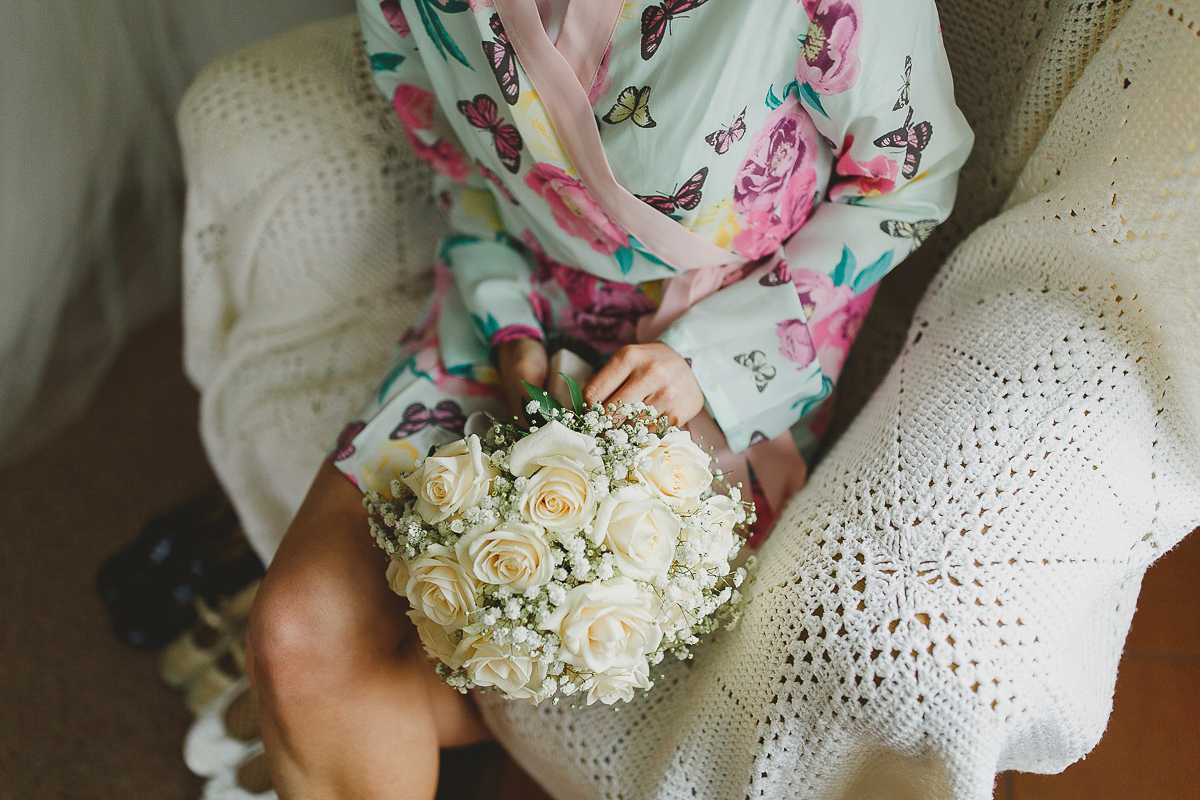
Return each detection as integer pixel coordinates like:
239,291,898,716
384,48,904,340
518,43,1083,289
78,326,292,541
246,0,973,796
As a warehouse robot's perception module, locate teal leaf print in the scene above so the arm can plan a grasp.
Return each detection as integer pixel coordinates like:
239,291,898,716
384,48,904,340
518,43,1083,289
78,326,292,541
830,244,856,287
414,0,473,69
614,246,635,275
798,82,830,118
851,249,895,293
629,236,670,268
369,51,405,71
765,85,782,110
377,355,431,402
471,312,501,339
794,374,834,416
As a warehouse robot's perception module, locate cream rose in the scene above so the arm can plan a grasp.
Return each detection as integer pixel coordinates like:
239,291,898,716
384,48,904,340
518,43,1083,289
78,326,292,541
583,661,653,706
508,420,603,477
359,440,420,498
542,577,663,673
517,455,598,533
454,631,548,700
590,484,680,582
636,431,713,513
407,609,463,670
385,555,410,597
405,544,478,628
684,494,740,575
402,434,498,523
454,521,554,591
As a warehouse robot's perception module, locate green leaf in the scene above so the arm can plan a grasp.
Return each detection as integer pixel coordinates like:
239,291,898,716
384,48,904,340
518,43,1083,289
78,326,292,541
798,82,830,119
765,85,782,110
614,246,634,275
369,52,405,71
562,373,586,414
830,244,856,287
522,381,564,419
415,0,473,69
851,249,895,294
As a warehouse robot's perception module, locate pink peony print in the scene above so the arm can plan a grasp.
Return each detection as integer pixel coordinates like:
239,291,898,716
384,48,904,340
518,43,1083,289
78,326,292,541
733,168,817,259
829,135,900,201
797,0,863,95
380,0,410,37
776,319,817,368
524,164,628,255
392,85,471,182
588,45,614,105
732,97,819,213
791,268,877,381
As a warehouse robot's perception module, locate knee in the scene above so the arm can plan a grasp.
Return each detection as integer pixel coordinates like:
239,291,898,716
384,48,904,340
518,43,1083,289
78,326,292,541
246,562,399,707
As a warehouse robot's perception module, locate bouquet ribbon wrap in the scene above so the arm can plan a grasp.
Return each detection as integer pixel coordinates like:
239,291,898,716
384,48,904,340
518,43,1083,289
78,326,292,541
636,250,808,518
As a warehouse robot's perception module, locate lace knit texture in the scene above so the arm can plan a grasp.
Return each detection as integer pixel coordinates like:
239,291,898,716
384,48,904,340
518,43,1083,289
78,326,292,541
178,2,1200,797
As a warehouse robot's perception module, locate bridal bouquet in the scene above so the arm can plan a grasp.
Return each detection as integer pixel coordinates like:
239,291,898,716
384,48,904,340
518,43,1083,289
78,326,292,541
364,381,753,706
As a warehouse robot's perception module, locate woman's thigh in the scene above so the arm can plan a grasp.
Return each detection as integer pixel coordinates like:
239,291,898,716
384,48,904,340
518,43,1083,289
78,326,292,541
249,458,491,748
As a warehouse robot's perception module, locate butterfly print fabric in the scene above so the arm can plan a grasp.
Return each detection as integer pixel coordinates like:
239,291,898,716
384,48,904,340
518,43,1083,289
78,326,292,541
337,0,973,489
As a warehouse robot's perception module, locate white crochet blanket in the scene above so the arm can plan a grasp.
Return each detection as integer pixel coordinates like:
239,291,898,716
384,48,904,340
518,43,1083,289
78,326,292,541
178,2,1200,797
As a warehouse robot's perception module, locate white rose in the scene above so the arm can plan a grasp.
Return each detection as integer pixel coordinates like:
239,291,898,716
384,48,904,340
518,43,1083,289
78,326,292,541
582,661,653,706
359,440,420,497
542,577,663,673
590,484,680,582
683,494,740,575
635,431,713,513
508,420,603,477
385,555,410,597
517,455,598,533
407,609,463,669
455,521,554,591
402,435,498,523
454,631,548,700
405,544,478,628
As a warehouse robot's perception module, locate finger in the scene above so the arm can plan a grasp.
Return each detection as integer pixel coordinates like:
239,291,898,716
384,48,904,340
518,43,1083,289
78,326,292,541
584,346,640,407
506,348,548,421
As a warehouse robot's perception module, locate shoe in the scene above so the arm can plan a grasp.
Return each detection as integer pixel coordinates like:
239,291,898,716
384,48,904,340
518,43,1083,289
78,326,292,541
201,741,276,800
185,677,261,777
161,581,260,688
186,636,247,716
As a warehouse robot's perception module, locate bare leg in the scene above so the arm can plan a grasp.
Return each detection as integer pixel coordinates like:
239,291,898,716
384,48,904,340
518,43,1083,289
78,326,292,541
246,460,491,800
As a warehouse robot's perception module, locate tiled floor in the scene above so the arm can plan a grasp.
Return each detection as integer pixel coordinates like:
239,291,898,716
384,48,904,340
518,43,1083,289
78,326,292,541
995,530,1200,800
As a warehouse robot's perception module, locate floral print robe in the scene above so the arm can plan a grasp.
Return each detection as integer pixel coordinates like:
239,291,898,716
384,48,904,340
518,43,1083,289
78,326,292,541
335,0,974,516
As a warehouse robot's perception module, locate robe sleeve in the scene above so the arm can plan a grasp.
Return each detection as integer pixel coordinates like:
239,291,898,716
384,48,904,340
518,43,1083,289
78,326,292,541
360,0,542,351
657,0,973,455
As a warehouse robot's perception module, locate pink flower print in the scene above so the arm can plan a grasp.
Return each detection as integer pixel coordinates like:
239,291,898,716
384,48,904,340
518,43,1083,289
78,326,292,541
776,319,817,368
380,0,410,37
467,0,494,8
797,0,863,95
524,163,628,255
792,268,877,381
392,85,470,183
588,45,614,105
829,135,900,201
528,290,553,327
733,168,818,260
732,97,819,213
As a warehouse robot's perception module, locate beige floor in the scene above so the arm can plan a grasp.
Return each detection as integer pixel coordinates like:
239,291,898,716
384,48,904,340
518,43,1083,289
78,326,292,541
0,310,1195,800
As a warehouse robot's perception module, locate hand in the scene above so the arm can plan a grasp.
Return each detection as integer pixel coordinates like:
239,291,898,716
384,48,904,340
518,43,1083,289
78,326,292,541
494,337,548,422
583,343,704,427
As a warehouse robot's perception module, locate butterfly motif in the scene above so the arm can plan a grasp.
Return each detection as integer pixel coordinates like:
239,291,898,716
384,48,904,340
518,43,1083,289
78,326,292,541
893,55,912,111
390,400,467,440
457,94,524,173
734,351,777,393
476,161,518,204
635,167,708,215
872,107,933,179
705,107,746,155
758,260,792,287
641,0,711,61
333,421,366,461
880,218,939,248
483,14,519,105
602,86,657,128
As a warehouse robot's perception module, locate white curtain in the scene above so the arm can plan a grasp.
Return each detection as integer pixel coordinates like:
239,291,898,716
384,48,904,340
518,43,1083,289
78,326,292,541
0,0,353,465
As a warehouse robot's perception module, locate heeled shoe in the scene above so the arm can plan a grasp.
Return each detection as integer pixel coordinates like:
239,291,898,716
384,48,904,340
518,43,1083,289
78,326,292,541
160,581,260,688
201,741,276,800
185,677,261,778
186,636,247,716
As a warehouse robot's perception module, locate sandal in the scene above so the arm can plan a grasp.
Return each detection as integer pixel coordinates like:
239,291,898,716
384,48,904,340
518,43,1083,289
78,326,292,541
201,741,275,800
185,677,261,777
160,581,260,688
